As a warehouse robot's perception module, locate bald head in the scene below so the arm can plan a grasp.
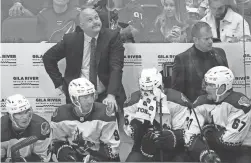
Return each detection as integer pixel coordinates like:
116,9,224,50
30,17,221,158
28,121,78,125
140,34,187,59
79,8,98,22
79,8,102,37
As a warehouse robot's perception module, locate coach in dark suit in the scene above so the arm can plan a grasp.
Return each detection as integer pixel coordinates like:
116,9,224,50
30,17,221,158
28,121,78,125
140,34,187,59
171,21,228,102
43,8,126,112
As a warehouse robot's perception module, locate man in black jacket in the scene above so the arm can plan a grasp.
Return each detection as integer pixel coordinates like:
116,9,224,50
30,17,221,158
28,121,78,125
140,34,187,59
171,21,228,102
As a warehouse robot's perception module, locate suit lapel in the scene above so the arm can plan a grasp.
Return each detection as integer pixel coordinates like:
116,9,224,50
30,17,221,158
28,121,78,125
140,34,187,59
95,28,106,67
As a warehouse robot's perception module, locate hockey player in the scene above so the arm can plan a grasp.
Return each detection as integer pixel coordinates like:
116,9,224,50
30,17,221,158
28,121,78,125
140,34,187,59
123,67,192,162
50,77,120,162
184,66,251,163
1,94,51,162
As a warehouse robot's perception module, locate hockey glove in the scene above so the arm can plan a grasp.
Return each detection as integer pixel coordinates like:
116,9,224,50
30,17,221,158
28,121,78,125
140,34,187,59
140,130,157,158
200,150,221,163
153,130,176,150
130,119,144,140
57,144,78,162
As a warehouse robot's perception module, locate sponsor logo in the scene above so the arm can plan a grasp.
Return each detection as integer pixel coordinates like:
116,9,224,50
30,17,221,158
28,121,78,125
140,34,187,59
124,54,142,66
233,76,250,88
0,54,17,66
35,98,62,113
0,99,6,112
244,53,251,66
157,54,175,67
13,76,39,88
32,54,44,66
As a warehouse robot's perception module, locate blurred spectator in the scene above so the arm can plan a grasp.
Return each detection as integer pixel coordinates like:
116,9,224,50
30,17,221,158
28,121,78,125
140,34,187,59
7,0,48,17
234,0,251,32
153,0,188,43
202,0,251,42
171,21,228,102
94,0,145,43
37,0,79,43
198,0,209,18
187,7,201,20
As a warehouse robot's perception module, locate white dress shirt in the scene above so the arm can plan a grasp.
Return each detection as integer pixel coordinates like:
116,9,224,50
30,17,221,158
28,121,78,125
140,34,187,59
80,32,106,94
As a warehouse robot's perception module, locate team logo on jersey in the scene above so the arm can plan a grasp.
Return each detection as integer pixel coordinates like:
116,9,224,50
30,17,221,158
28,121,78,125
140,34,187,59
41,121,50,136
238,96,251,107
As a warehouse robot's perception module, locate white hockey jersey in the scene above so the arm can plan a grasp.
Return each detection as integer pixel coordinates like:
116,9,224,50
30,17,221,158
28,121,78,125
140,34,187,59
50,102,120,160
123,89,191,139
185,91,251,148
1,114,51,162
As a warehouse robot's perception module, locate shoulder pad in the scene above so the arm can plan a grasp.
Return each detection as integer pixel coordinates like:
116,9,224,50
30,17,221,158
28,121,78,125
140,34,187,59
51,104,75,122
124,90,141,107
1,115,12,142
224,91,251,114
193,95,213,108
165,89,192,108
29,114,51,140
91,102,116,122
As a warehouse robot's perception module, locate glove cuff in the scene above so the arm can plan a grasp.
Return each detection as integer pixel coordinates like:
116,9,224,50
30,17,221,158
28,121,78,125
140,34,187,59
199,149,215,162
57,144,73,159
140,146,154,158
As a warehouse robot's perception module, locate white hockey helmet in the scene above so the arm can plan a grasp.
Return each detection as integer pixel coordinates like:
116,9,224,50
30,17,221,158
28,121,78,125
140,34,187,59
6,94,32,129
6,94,31,114
139,67,163,91
68,78,95,114
204,66,234,101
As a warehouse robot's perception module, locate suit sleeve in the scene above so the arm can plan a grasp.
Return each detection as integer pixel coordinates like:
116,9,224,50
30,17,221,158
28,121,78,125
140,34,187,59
107,31,125,96
99,121,120,160
217,48,229,68
171,55,185,93
42,36,67,88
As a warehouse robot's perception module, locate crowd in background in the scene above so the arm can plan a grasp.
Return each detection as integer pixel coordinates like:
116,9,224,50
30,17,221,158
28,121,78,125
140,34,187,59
1,0,251,43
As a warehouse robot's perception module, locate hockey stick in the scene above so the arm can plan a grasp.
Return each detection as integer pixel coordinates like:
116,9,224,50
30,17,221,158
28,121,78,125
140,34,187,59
156,89,163,162
11,136,38,161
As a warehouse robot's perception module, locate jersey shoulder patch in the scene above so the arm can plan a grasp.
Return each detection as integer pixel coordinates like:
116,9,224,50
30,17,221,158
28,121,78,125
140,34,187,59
193,95,213,108
51,104,76,122
124,90,141,107
224,91,251,114
165,88,192,108
29,114,51,140
91,102,116,122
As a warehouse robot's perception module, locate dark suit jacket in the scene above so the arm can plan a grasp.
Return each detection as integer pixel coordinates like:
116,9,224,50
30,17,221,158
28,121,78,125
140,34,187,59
171,45,228,102
43,27,126,108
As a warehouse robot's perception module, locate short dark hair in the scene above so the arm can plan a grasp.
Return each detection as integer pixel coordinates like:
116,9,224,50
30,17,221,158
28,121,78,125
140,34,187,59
191,21,211,38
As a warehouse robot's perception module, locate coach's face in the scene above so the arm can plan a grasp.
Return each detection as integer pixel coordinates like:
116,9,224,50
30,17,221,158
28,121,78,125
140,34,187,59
194,27,213,52
80,8,102,37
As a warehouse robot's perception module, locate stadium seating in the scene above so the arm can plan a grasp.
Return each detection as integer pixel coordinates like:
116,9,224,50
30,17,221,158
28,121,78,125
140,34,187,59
1,16,38,43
